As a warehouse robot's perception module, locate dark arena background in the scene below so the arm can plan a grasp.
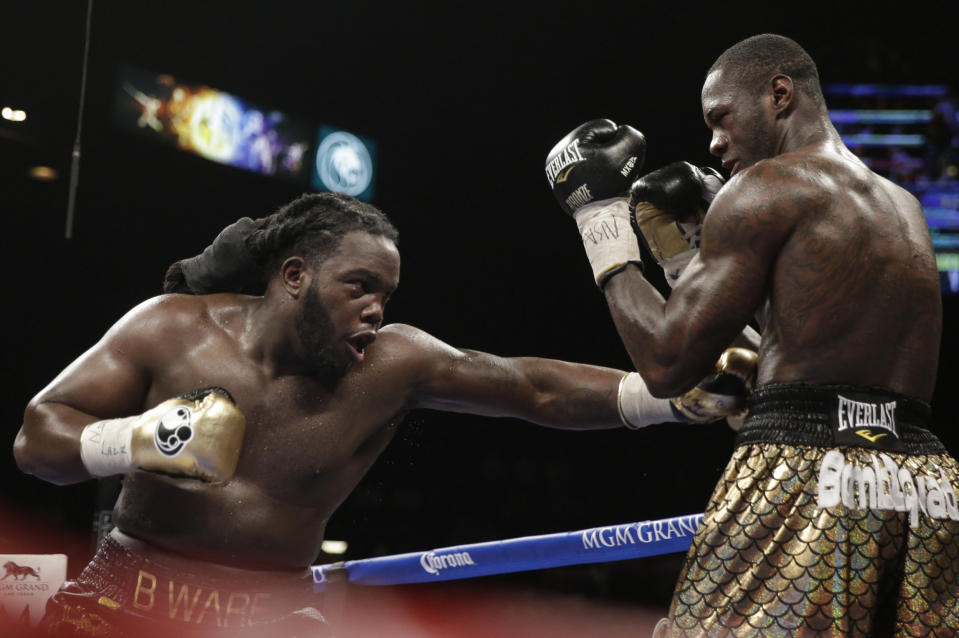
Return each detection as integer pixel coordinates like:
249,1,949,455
2,1,957,634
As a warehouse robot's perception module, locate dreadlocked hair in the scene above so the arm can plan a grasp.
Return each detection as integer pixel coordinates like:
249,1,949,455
250,192,399,273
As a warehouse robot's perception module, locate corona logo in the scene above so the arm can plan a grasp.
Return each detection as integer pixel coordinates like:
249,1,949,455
419,551,475,575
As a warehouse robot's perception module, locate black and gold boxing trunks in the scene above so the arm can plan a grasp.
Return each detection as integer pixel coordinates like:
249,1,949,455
662,383,959,637
36,529,327,638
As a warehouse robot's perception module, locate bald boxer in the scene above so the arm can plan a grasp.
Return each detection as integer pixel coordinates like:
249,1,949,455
15,192,752,637
548,34,959,637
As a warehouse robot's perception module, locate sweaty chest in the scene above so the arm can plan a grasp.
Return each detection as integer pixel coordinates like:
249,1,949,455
230,384,401,509
148,339,409,500
235,382,375,476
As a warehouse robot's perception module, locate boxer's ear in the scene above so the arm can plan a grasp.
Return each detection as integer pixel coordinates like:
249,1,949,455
769,74,794,115
281,256,310,298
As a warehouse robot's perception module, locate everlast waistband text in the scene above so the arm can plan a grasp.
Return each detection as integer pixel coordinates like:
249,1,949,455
837,394,897,435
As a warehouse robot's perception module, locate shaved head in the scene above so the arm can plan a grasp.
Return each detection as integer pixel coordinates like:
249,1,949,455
708,34,826,110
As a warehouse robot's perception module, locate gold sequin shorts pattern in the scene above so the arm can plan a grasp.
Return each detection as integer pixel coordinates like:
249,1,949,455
663,383,959,637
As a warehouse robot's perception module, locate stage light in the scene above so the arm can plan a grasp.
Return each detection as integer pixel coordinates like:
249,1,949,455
321,540,348,555
829,109,932,125
28,166,58,181
2,106,27,122
840,133,926,147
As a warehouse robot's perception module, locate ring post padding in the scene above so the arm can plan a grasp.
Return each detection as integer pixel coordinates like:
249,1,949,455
312,512,703,591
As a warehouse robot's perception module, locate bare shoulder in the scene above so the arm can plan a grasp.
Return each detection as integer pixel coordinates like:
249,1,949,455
354,324,466,401
712,154,828,217
374,324,523,382
105,293,251,361
373,323,461,364
875,171,922,210
110,294,212,340
702,155,821,258
377,322,428,342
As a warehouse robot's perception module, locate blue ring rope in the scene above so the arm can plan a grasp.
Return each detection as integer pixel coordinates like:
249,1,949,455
312,512,703,591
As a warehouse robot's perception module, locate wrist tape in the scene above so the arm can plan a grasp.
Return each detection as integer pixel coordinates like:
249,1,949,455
617,372,679,429
573,198,642,287
80,417,136,476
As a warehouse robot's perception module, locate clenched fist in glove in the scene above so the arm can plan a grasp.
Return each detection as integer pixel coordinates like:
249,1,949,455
545,119,647,287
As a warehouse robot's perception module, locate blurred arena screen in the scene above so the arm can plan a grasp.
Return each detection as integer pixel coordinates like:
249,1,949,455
113,64,376,200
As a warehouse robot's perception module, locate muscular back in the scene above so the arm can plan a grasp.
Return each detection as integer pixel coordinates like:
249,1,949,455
731,146,942,398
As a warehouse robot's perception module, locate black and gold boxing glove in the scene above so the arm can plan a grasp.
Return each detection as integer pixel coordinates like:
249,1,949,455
629,161,724,287
670,348,757,428
617,348,758,430
545,119,647,287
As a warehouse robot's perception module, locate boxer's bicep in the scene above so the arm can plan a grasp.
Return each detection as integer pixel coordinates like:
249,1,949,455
398,326,621,428
683,165,803,340
29,335,151,422
659,249,769,382
605,169,796,396
667,169,799,363
413,348,530,416
399,326,536,417
17,303,159,479
30,304,158,419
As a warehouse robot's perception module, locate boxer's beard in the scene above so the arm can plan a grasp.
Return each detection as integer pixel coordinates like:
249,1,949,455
296,283,353,384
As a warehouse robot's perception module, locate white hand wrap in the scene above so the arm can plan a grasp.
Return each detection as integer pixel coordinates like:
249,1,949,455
80,417,136,476
661,246,698,288
617,372,678,429
572,197,641,286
